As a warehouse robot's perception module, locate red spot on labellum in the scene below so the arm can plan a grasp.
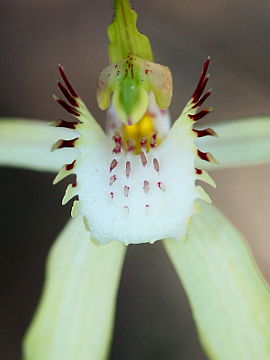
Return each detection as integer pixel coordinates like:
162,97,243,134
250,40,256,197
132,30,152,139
127,139,136,152
124,186,130,197
140,151,147,166
144,180,150,193
126,161,131,177
153,158,160,172
109,175,117,185
113,133,122,145
110,159,118,172
113,144,121,154
150,133,157,148
140,138,147,148
157,182,166,191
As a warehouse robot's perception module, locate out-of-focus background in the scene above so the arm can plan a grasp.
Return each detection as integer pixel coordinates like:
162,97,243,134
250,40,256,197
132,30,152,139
1,0,270,359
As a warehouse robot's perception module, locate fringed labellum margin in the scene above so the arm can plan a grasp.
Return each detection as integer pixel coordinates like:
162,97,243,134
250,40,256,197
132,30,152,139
52,58,216,245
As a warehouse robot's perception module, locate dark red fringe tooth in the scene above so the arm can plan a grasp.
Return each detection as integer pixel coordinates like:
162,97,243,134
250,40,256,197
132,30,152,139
197,149,211,162
57,138,78,149
189,109,211,121
192,57,210,104
195,168,203,174
192,90,212,109
55,98,81,117
66,160,76,171
57,81,78,107
55,119,78,129
193,128,217,137
58,64,78,98
54,65,84,119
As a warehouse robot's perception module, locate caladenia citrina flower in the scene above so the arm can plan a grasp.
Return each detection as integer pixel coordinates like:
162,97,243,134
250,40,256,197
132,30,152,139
52,57,213,246
1,0,270,359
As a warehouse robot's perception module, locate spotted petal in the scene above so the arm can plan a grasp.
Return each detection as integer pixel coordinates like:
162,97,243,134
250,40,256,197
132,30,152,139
164,202,270,360
196,116,270,170
23,216,126,360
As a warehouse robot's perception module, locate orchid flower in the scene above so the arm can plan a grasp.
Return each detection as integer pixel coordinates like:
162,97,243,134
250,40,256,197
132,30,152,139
1,1,270,359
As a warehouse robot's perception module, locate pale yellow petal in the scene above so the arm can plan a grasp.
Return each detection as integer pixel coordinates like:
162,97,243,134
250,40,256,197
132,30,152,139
0,118,78,173
196,116,270,170
23,216,126,360
164,202,270,360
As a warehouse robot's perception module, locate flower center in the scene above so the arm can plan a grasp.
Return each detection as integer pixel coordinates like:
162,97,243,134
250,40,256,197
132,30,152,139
107,110,166,215
112,111,162,156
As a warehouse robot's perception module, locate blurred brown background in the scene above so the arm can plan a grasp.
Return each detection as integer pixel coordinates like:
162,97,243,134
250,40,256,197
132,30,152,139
1,0,270,359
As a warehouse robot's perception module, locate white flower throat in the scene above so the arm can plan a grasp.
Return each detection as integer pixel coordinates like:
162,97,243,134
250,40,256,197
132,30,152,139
53,58,216,245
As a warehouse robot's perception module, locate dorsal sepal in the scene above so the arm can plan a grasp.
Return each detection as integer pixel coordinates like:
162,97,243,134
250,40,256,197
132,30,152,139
108,0,153,63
